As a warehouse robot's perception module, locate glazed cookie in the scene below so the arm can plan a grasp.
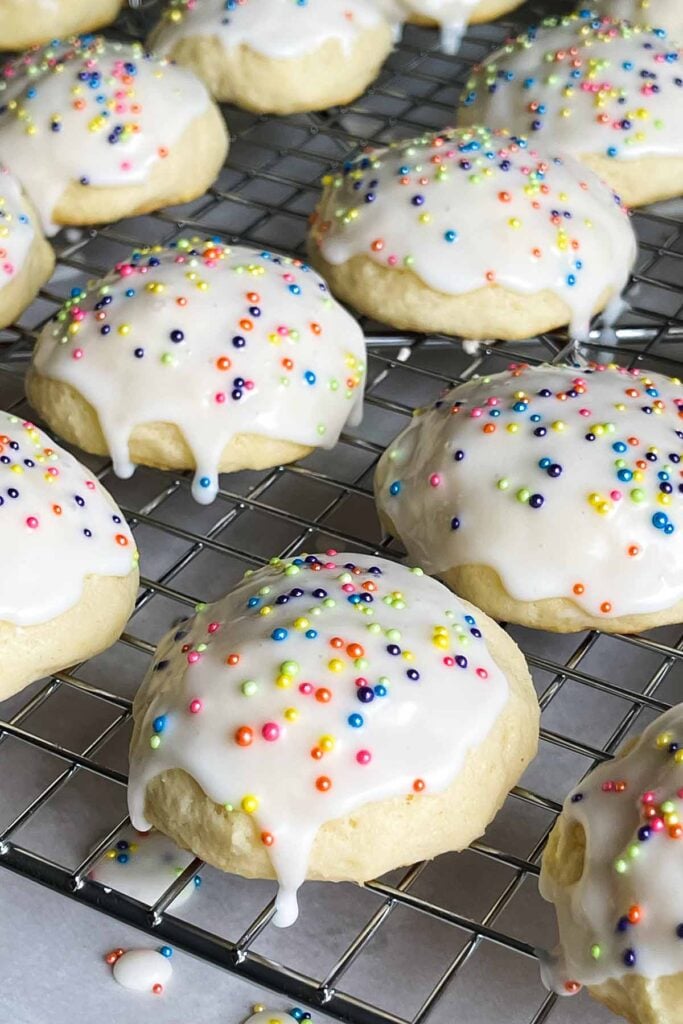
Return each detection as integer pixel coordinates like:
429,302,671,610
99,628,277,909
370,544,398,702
0,37,228,236
0,166,54,329
0,0,123,50
148,0,393,114
0,412,138,702
27,240,366,504
387,0,525,55
128,553,539,926
600,0,683,37
309,126,636,342
375,363,683,634
541,704,683,1024
458,13,683,208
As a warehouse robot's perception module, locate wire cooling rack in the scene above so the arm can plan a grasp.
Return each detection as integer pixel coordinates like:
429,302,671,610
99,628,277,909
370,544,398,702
1,2,683,1021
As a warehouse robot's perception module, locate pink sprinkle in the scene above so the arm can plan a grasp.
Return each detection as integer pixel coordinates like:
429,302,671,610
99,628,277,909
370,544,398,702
2,261,14,275
326,549,338,556
429,473,441,487
579,408,591,417
215,392,226,404
356,750,372,765
262,722,280,742
277,325,288,336
120,161,132,172
677,788,683,799
207,622,220,633
642,791,656,804
610,490,622,501
73,348,84,360
245,380,255,390
652,817,665,832
323,561,336,569
85,480,96,490
299,682,313,695
476,667,489,680
187,651,200,664
387,255,398,266
470,407,483,418
26,516,39,529
602,781,615,792
342,583,355,593
188,699,202,713
355,677,368,687
118,263,134,277
443,656,454,666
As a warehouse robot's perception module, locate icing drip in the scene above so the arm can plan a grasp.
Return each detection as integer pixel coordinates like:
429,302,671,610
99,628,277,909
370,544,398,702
540,705,683,993
110,948,173,993
0,165,38,295
0,411,136,627
32,240,366,504
90,826,200,908
311,126,636,341
600,0,683,37
0,37,210,235
374,363,683,620
375,0,477,54
152,0,388,60
127,553,510,926
459,14,683,164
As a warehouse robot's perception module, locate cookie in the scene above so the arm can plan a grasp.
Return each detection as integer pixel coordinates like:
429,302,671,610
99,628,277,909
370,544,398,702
128,552,539,927
0,412,138,702
600,0,683,36
0,0,122,50
458,13,683,208
541,704,683,1024
0,166,54,329
148,0,393,114
309,125,636,342
375,363,683,634
387,0,525,54
0,37,228,236
27,240,366,504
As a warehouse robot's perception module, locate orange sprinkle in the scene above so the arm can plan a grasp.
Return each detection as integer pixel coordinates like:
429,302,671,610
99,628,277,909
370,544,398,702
600,601,612,614
573,583,584,595
413,779,426,793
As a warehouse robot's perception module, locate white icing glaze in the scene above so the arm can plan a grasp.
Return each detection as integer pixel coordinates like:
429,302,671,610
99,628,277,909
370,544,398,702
460,14,683,165
127,552,510,926
382,0,479,54
311,126,636,341
0,411,136,627
0,37,210,235
244,1011,312,1024
600,0,683,37
32,240,366,504
540,704,683,993
90,826,199,908
0,164,38,298
374,363,683,620
152,0,388,61
112,949,172,993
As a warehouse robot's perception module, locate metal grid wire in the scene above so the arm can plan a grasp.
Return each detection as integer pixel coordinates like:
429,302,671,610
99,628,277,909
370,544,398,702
1,1,683,1020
